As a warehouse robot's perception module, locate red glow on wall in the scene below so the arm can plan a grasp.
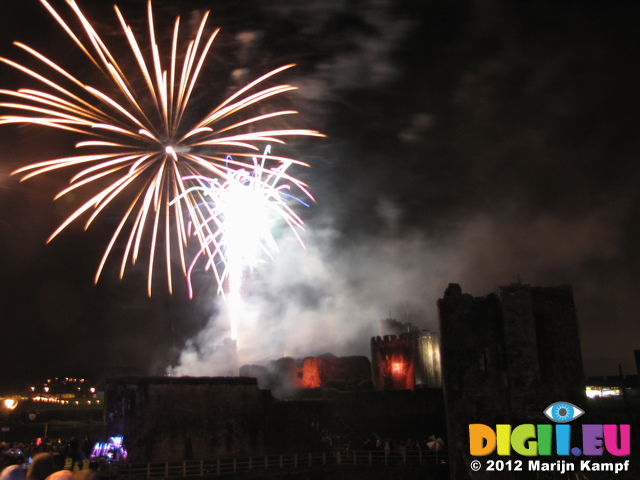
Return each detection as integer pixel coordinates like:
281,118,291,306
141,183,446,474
371,334,415,391
299,358,322,388
268,356,372,390
391,362,404,375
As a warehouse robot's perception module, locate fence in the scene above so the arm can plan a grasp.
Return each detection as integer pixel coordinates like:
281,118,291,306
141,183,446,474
104,449,447,479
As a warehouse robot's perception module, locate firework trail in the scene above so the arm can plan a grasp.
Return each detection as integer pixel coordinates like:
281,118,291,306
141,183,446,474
175,145,312,340
0,0,322,296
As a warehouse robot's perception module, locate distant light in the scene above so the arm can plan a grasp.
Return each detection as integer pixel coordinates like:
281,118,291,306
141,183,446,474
586,388,601,398
4,399,17,410
585,386,621,398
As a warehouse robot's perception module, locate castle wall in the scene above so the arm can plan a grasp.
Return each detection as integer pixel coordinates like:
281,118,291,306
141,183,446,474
265,398,334,453
305,355,372,388
104,377,269,462
497,284,542,411
327,388,446,442
531,285,585,403
438,284,510,480
239,355,371,392
104,375,446,463
414,330,442,388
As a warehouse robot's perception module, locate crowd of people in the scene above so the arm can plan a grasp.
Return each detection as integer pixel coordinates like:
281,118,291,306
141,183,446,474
319,427,446,464
0,439,101,480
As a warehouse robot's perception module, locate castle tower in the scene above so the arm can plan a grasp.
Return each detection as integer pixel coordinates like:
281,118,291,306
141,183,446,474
438,283,585,480
371,321,442,391
371,334,416,390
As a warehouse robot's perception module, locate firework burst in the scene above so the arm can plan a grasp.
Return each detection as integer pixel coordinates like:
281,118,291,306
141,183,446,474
0,0,322,296
175,145,312,338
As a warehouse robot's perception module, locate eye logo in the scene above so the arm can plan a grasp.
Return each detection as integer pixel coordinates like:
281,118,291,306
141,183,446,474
543,402,584,423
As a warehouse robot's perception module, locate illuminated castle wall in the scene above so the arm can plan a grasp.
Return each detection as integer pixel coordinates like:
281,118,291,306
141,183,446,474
415,330,442,388
370,319,442,391
239,355,372,392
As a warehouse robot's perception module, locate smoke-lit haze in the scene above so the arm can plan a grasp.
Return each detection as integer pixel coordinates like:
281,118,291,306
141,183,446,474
170,214,461,375
1,0,639,388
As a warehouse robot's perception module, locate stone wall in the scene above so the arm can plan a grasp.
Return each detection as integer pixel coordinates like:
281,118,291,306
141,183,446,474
104,377,268,462
104,375,446,462
239,355,372,392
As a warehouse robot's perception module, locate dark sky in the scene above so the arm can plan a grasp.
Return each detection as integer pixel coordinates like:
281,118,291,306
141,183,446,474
1,0,640,389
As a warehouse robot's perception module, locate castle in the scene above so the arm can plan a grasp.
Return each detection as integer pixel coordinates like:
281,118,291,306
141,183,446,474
105,319,445,462
102,282,616,480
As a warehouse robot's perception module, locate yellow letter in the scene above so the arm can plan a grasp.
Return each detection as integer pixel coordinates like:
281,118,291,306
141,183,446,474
496,424,512,455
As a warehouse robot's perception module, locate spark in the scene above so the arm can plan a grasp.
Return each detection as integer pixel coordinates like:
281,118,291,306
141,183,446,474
0,0,323,296
174,145,312,340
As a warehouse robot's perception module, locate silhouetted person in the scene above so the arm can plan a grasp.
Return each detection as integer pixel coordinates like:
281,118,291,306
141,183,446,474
26,453,54,480
44,471,73,480
0,465,26,480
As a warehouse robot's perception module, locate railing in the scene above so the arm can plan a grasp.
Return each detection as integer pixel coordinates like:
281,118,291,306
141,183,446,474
104,449,446,479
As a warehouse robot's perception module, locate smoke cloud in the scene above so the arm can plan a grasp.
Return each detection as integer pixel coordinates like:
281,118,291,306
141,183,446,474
168,209,454,375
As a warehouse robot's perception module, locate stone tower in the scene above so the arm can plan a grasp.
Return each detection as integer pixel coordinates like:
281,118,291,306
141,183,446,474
438,283,585,480
371,318,442,391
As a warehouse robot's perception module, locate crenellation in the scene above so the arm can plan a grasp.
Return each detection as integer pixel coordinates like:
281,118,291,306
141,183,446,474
371,322,442,391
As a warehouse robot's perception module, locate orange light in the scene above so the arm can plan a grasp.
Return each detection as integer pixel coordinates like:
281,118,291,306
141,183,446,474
391,362,404,374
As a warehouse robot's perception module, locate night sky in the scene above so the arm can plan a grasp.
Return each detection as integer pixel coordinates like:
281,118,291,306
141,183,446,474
1,0,639,390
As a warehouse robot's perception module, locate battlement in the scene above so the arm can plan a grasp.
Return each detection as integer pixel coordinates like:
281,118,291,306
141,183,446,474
371,327,442,391
371,332,414,346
